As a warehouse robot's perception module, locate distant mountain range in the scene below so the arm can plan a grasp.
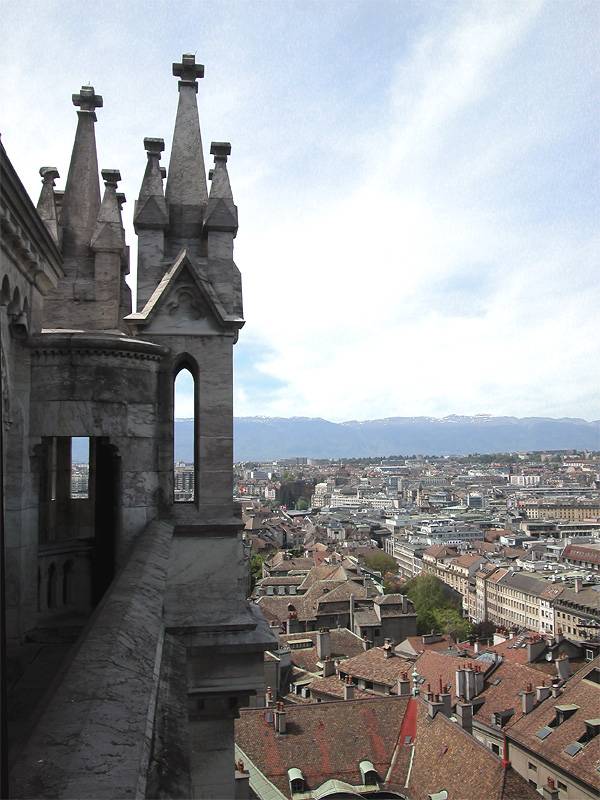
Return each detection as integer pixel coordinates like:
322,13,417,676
172,415,600,462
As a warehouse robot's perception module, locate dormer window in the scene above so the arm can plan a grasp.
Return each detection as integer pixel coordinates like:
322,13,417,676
578,719,600,745
288,768,305,795
548,704,580,728
359,759,379,787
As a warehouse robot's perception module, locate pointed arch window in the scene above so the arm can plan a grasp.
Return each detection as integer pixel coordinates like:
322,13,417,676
174,364,197,503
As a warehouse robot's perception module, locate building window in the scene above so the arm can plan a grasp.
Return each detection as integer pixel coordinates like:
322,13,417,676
585,649,594,661
491,744,500,756
528,779,537,788
528,763,537,771
174,366,196,502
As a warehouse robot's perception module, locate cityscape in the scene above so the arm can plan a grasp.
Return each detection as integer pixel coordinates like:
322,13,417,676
1,2,598,800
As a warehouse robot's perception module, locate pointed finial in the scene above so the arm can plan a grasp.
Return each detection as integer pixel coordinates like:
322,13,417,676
40,166,60,185
37,167,61,243
72,85,103,119
173,53,204,91
101,169,121,188
116,192,126,211
208,168,214,181
160,166,166,180
210,141,231,161
144,137,165,157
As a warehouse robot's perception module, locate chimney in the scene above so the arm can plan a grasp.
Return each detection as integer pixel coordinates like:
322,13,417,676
344,675,355,700
555,629,564,644
536,685,551,703
464,665,476,701
574,577,583,593
439,687,452,717
456,702,473,734
397,672,411,697
473,665,485,696
362,634,371,651
234,760,250,800
521,684,536,715
455,667,466,700
265,686,273,708
542,777,560,800
427,694,444,719
286,610,302,634
555,655,571,682
322,656,335,678
274,701,287,734
473,639,480,654
316,630,331,660
383,638,393,659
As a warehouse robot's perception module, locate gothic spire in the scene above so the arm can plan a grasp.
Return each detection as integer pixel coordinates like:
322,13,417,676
204,142,238,233
165,54,208,237
60,85,103,256
91,169,125,252
36,167,60,244
133,138,168,230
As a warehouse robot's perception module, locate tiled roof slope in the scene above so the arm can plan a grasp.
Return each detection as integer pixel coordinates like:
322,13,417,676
473,661,554,725
399,700,539,800
280,629,364,674
336,647,414,688
415,651,494,702
307,674,373,700
236,696,411,798
507,656,600,794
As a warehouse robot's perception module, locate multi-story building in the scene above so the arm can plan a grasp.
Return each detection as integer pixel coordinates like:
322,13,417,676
478,569,560,633
561,543,600,572
553,580,600,643
520,502,600,521
387,537,425,580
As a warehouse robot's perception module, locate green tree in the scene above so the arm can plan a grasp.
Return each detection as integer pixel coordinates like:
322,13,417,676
402,573,463,634
295,498,309,510
363,551,398,576
433,607,472,643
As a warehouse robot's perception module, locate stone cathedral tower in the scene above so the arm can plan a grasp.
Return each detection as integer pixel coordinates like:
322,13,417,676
2,54,274,798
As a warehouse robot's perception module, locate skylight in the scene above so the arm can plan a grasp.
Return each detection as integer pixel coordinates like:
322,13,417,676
535,726,552,740
564,742,583,757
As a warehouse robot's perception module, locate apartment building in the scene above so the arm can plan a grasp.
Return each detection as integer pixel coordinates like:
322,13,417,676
479,569,560,634
521,502,600,521
386,536,425,580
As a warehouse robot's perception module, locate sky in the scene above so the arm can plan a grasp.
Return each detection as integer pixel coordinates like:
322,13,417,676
2,0,599,422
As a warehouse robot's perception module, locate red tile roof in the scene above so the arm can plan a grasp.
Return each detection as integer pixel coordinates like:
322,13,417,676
473,661,554,725
397,700,539,800
507,656,600,793
279,629,365,675
235,696,411,798
415,651,493,702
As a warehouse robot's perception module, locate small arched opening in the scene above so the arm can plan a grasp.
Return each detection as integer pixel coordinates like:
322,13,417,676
174,361,197,503
0,275,11,305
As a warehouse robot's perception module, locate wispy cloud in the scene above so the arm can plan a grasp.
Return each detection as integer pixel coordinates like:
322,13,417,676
1,1,598,421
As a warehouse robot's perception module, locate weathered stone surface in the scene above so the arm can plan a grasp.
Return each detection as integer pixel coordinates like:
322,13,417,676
3,53,276,800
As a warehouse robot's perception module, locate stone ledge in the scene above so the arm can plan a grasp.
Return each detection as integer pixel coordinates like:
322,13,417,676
10,519,173,800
